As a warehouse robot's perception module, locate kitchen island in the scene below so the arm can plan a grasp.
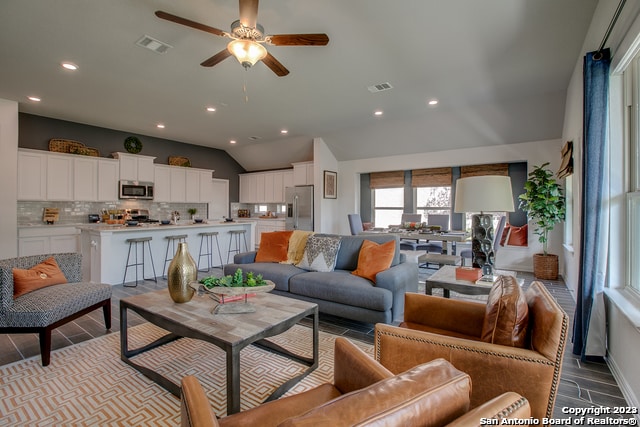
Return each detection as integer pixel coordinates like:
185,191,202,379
78,221,256,285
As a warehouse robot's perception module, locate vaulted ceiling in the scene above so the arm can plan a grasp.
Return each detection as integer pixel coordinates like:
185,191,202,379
0,0,598,171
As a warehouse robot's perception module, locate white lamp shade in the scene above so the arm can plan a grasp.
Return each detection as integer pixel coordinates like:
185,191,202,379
454,176,515,213
227,39,267,67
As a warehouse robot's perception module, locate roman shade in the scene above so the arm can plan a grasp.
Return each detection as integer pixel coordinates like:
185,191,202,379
460,163,509,178
411,167,452,187
369,171,404,189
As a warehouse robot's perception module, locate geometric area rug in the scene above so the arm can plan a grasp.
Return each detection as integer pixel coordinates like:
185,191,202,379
0,322,373,426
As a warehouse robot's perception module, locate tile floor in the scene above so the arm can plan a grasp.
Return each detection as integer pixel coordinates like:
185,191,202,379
0,264,634,422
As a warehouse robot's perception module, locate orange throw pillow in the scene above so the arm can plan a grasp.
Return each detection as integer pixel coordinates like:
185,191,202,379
256,231,294,262
13,257,68,299
507,224,528,246
480,275,529,347
352,240,396,283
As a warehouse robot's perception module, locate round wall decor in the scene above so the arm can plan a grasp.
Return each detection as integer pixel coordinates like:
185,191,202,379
124,136,143,154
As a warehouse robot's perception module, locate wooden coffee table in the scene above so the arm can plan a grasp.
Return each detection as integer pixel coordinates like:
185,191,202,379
425,265,522,298
120,289,318,415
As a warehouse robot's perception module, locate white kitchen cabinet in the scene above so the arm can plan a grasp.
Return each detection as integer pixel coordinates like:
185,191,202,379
272,172,284,202
97,159,119,201
50,234,80,253
46,154,74,201
239,174,257,203
198,170,214,203
257,173,269,203
18,226,80,256
18,237,49,257
282,170,294,195
170,167,186,202
292,161,314,186
73,156,98,201
185,169,200,202
17,149,47,200
240,170,293,203
154,165,171,202
112,152,155,182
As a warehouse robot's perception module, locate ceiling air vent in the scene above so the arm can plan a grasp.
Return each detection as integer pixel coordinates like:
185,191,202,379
367,82,393,93
248,136,262,141
136,35,173,54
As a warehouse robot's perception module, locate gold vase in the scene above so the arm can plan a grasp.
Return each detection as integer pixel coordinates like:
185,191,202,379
167,242,197,303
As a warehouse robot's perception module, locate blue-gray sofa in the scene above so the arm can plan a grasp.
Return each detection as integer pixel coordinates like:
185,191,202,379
224,234,417,324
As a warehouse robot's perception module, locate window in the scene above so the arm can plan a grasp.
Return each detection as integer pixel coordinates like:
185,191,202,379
414,186,451,222
373,188,404,228
626,53,640,294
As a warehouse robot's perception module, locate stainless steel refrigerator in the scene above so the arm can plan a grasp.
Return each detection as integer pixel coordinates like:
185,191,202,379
285,185,314,231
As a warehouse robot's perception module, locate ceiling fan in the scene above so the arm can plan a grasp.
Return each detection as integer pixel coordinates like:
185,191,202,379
155,0,329,77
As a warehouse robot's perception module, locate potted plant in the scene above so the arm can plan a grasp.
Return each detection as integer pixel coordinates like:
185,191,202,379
518,163,566,280
187,208,197,219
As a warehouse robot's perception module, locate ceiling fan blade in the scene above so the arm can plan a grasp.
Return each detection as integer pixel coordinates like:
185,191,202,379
200,49,233,67
262,53,290,76
239,0,259,29
155,10,226,37
267,33,329,46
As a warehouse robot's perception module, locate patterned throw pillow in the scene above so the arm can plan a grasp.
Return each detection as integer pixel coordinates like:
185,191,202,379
296,235,342,272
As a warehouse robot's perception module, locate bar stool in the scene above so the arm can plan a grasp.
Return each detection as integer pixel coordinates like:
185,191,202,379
123,237,157,287
227,230,248,263
163,234,188,278
197,231,224,272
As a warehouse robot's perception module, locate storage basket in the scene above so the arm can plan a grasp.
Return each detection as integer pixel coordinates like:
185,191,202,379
533,253,559,280
168,156,191,167
49,139,100,157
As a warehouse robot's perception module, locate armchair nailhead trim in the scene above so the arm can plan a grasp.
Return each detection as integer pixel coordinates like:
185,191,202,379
376,331,555,365
494,396,529,420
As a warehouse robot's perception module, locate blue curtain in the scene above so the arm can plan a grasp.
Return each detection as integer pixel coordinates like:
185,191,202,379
572,49,610,361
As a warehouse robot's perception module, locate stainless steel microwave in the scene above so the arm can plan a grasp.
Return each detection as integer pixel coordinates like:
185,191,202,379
119,180,154,200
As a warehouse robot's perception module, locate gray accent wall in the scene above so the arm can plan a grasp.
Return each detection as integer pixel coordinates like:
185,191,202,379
18,113,246,201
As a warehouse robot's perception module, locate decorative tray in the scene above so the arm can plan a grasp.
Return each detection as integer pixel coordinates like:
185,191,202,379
190,281,275,314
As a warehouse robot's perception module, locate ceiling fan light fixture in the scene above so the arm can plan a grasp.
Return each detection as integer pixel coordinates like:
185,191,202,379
227,39,267,68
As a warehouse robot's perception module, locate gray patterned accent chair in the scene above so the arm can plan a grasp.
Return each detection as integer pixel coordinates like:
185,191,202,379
0,253,112,366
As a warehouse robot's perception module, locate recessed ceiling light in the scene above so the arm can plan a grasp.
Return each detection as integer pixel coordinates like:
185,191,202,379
428,99,439,106
374,110,383,116
61,62,78,71
230,140,237,144
27,96,41,102
280,129,288,134
206,106,216,112
156,123,165,129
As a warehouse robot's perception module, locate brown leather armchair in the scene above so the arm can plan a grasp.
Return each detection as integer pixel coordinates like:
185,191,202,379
181,337,531,427
374,280,568,422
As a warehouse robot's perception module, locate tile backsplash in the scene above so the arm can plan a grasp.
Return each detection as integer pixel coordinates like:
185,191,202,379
18,201,208,226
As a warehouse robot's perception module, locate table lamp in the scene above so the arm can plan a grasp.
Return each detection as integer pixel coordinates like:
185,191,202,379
454,176,515,276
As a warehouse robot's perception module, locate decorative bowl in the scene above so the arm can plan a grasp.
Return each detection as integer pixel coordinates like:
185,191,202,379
194,219,204,223
161,220,171,225
126,220,138,227
190,281,275,314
